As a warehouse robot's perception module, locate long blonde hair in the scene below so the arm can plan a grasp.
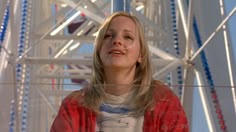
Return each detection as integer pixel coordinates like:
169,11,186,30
83,12,155,113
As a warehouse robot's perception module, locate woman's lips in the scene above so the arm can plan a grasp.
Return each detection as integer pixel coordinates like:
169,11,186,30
108,49,125,55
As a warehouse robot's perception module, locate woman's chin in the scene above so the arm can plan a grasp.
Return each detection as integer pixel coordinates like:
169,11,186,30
103,64,129,69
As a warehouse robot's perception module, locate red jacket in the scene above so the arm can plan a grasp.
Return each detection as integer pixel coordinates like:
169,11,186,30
51,84,188,132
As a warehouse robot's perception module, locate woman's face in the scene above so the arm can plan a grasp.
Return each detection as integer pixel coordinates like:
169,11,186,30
99,16,142,70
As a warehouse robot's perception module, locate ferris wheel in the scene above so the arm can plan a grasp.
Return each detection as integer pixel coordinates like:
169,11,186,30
0,0,236,131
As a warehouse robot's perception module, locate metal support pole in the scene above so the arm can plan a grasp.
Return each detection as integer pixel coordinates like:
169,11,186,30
10,0,20,131
111,0,130,13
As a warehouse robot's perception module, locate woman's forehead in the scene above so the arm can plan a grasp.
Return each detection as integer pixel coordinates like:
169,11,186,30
110,16,135,26
106,16,138,34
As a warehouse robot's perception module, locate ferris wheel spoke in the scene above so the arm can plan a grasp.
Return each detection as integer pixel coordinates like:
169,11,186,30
181,65,195,129
190,7,236,62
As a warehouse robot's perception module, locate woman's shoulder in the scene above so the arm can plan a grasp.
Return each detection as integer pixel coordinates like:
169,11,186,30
152,80,178,102
61,89,86,105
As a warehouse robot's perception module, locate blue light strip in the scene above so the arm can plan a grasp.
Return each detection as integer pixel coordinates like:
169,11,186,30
16,0,31,131
193,16,227,131
9,100,15,132
21,69,30,132
170,0,183,97
0,2,10,49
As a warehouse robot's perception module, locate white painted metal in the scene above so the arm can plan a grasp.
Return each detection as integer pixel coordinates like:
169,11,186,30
0,0,235,131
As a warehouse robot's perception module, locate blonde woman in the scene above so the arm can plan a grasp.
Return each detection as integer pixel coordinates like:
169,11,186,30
51,12,188,132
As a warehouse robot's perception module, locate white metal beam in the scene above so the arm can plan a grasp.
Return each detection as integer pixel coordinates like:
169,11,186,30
18,57,173,67
36,74,91,79
131,8,170,40
85,0,106,18
181,64,194,129
15,0,85,63
32,34,95,42
176,0,188,37
195,69,216,132
218,0,236,116
60,0,105,24
149,45,178,60
34,6,71,34
18,57,92,65
185,0,194,59
37,88,57,114
153,59,184,79
190,7,236,61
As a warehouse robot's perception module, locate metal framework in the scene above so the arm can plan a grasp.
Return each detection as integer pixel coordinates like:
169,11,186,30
0,0,236,131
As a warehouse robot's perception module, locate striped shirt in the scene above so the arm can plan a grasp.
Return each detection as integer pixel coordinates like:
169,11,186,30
96,91,144,132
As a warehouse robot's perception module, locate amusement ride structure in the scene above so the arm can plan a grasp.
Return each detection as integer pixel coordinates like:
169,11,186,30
0,0,236,131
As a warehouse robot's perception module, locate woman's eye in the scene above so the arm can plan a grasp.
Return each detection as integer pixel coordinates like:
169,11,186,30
104,34,112,39
124,36,133,40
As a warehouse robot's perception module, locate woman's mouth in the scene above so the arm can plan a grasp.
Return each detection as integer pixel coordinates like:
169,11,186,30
108,49,125,55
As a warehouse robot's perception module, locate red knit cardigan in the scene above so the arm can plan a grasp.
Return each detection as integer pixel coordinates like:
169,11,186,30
50,84,189,132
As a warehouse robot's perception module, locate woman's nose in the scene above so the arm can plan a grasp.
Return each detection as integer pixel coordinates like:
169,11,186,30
112,35,122,45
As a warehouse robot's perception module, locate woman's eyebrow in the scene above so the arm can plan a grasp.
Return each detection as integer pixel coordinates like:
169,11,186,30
123,29,135,35
106,28,135,34
106,28,114,32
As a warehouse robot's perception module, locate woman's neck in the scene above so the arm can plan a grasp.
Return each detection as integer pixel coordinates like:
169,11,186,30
104,68,135,96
